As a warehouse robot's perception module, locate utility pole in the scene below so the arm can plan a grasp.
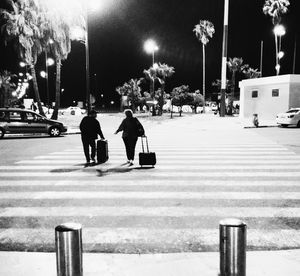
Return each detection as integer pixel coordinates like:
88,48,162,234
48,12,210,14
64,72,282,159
293,35,297,74
220,0,229,117
260,41,263,77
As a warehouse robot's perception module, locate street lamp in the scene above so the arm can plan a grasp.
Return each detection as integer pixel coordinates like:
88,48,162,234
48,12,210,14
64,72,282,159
144,39,159,115
144,39,159,66
45,56,55,107
273,24,286,75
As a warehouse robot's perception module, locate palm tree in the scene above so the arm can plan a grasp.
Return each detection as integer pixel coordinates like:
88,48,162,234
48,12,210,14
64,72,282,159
263,0,290,75
193,20,215,113
0,0,46,116
263,0,290,24
227,57,248,115
242,67,262,79
116,78,142,113
154,63,175,115
39,1,85,120
143,66,158,116
0,70,16,107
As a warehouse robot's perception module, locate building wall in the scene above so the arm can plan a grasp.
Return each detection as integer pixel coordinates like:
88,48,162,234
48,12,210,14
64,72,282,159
239,75,300,120
289,83,300,108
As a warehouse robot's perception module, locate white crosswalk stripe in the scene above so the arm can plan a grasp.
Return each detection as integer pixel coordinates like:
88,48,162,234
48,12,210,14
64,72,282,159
0,139,300,253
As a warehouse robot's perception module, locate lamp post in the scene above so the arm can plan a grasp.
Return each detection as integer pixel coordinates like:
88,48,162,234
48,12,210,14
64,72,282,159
85,5,91,112
144,39,159,93
144,39,159,115
45,55,54,107
144,39,159,66
273,24,286,75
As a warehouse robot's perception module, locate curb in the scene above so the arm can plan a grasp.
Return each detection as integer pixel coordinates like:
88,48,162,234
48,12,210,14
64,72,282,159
243,125,278,129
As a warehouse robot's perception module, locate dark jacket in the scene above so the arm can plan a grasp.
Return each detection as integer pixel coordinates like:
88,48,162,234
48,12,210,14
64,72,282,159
116,117,144,138
80,116,104,139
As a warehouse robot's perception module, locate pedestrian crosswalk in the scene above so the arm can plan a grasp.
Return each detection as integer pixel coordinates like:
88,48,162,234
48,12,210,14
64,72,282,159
1,137,300,253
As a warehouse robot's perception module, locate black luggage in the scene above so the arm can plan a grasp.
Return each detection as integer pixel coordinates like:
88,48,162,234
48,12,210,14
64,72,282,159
97,139,108,164
139,136,156,167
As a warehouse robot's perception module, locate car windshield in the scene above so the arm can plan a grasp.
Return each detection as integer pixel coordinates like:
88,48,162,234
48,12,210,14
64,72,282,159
286,109,300,113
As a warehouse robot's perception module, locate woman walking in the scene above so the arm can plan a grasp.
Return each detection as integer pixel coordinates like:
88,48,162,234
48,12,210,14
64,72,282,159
114,109,144,165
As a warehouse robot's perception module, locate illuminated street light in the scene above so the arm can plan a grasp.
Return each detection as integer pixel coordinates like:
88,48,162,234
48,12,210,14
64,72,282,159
144,39,159,65
278,51,285,59
273,24,286,76
153,62,159,70
46,58,55,66
273,25,286,36
144,39,159,116
19,62,26,67
40,71,47,78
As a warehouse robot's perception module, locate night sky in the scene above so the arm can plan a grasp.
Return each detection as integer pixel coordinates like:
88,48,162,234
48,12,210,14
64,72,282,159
0,0,299,107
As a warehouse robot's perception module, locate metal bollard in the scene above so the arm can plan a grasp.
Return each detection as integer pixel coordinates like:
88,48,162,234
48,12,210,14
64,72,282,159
55,223,83,276
219,218,247,276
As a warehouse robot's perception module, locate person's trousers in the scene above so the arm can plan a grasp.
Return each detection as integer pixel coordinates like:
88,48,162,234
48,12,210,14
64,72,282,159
122,137,138,161
81,136,96,162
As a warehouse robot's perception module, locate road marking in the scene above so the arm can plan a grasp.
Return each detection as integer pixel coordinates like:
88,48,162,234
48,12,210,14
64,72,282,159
0,180,299,186
2,165,300,170
1,171,300,177
15,159,300,164
0,191,300,199
1,206,300,217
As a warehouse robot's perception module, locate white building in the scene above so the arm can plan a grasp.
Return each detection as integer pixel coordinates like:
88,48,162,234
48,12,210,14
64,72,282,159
239,74,300,121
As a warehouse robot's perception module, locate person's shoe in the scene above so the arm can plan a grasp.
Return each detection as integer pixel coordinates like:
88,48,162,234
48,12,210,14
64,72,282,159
91,158,96,164
129,160,134,166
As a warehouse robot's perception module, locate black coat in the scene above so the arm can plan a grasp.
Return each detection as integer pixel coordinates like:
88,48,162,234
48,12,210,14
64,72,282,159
80,116,104,139
116,117,144,138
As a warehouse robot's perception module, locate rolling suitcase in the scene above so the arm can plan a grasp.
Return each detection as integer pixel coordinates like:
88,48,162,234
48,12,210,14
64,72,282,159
139,136,156,167
97,139,109,164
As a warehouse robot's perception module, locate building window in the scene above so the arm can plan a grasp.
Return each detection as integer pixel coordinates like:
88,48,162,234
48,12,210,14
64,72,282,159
272,89,279,97
252,90,258,98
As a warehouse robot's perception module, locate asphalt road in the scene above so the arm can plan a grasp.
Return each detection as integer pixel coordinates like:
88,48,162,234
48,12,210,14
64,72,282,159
252,126,300,154
0,114,300,253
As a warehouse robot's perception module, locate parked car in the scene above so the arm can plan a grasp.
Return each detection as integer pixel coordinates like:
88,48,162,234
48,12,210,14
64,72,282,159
0,108,68,138
61,106,86,116
276,108,300,128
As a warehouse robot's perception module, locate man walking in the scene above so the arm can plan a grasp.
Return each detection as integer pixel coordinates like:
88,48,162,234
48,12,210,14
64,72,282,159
80,109,105,165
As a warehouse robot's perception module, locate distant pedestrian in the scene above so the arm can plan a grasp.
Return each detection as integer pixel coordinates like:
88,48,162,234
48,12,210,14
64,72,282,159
114,109,144,165
253,114,259,127
80,109,105,165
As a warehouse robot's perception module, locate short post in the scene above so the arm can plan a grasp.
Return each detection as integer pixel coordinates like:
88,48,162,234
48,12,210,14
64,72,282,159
219,218,247,276
55,223,83,276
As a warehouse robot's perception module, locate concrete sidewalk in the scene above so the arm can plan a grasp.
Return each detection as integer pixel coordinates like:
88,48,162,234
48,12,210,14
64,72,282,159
0,250,300,276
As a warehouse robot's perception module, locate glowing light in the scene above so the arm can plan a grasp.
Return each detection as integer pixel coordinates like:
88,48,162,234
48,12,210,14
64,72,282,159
19,73,24,77
19,62,26,67
153,63,159,70
46,58,55,66
40,71,47,78
144,39,159,54
278,51,285,59
273,25,286,36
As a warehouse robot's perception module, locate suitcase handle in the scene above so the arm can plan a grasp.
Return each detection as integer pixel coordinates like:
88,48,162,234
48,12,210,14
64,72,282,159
141,136,150,153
